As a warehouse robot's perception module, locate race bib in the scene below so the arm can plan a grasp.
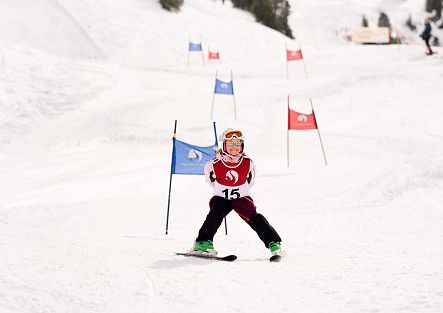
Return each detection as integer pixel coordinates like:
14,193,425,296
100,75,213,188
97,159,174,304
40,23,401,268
213,182,250,200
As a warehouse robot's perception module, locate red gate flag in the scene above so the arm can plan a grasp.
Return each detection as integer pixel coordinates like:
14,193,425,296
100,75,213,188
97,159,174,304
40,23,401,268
286,49,303,61
208,51,220,60
288,107,317,130
287,97,327,166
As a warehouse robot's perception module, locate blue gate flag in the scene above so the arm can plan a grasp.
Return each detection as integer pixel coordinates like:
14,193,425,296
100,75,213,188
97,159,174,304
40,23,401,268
214,79,234,95
188,42,203,52
172,139,217,175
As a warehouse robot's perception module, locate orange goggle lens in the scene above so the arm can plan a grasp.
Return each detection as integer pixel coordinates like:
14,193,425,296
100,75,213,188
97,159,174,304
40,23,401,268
224,130,243,140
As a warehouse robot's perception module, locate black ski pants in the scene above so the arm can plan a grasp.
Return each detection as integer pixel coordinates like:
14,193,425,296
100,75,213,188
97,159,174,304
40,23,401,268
196,196,282,248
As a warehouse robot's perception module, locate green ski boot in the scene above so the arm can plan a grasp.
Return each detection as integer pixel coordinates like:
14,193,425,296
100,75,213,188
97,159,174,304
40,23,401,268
268,242,281,255
193,241,217,255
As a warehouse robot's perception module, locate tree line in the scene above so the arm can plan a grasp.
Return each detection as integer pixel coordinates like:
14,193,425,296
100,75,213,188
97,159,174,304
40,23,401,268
159,0,294,38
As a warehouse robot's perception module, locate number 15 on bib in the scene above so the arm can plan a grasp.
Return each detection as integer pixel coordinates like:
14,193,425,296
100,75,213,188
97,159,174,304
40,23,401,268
214,182,250,199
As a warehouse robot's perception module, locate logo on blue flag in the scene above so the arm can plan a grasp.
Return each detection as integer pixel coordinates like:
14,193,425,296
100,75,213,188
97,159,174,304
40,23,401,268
188,42,203,52
172,139,217,175
214,79,234,95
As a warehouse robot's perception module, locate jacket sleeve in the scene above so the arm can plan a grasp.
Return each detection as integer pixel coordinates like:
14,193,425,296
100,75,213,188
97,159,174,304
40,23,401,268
247,160,256,187
204,161,216,186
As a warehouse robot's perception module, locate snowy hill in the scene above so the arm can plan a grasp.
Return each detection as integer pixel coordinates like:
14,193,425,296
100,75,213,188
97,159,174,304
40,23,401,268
1,1,442,313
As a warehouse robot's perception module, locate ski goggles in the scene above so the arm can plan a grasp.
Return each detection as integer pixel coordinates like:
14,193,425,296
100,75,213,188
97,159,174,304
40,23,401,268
226,141,242,147
223,130,243,141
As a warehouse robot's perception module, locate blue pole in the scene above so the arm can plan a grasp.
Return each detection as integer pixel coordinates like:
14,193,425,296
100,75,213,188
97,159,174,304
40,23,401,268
165,120,178,235
213,121,218,145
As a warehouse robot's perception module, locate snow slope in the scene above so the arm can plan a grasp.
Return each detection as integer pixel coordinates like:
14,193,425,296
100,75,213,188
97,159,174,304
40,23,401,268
1,0,443,313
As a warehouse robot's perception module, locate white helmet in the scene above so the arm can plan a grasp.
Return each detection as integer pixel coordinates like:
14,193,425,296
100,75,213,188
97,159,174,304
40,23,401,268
219,128,244,154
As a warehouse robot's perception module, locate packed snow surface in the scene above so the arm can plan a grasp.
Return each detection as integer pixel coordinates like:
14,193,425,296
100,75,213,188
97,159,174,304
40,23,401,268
0,0,442,312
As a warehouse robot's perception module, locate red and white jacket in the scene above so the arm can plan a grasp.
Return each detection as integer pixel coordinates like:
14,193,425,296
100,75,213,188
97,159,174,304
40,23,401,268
204,153,256,200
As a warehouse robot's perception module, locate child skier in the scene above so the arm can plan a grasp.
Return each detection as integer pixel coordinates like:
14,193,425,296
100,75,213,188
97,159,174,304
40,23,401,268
192,128,282,256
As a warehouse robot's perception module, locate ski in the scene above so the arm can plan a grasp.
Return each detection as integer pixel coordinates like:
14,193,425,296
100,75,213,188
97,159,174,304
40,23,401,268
270,254,282,262
176,252,281,262
175,252,237,262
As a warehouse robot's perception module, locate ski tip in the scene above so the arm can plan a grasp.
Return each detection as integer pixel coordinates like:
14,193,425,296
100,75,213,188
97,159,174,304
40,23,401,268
270,254,282,262
223,255,237,261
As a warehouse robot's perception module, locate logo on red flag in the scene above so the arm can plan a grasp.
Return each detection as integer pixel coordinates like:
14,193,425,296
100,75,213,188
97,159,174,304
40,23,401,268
208,51,220,60
288,107,317,130
286,49,303,61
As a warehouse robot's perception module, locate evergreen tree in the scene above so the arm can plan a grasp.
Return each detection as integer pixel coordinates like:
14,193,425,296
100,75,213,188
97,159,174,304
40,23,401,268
159,0,183,12
251,0,277,29
231,0,294,38
273,0,294,38
378,12,391,28
362,15,369,27
250,0,294,38
231,0,254,10
406,14,417,31
426,0,442,20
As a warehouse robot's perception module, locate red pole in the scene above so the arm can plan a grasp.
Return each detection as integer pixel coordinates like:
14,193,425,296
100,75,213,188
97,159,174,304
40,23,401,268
310,99,327,165
287,95,290,167
302,58,309,79
298,42,309,79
